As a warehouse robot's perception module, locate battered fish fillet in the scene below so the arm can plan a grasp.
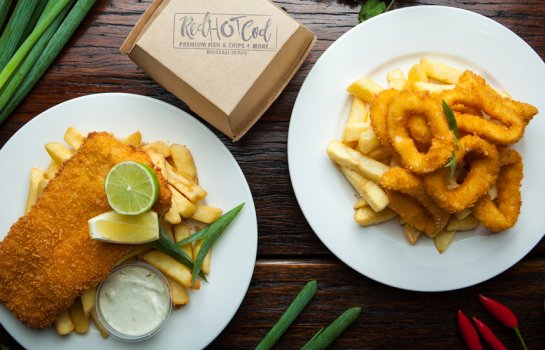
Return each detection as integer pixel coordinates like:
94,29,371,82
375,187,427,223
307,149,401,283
0,132,171,328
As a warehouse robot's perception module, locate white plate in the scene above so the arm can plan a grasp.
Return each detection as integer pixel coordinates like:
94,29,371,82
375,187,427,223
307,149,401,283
0,93,258,349
288,6,545,292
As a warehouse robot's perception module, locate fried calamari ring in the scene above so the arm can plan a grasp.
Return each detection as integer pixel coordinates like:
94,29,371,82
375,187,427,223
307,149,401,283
369,89,399,150
424,135,500,213
443,71,538,145
473,149,523,232
386,91,455,174
380,167,450,237
408,114,432,148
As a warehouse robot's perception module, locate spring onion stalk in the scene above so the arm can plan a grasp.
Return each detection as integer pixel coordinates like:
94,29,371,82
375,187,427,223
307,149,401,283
19,0,49,47
191,203,244,284
0,0,96,124
0,0,71,91
256,281,317,350
0,2,71,110
0,0,13,33
0,0,39,71
300,307,362,350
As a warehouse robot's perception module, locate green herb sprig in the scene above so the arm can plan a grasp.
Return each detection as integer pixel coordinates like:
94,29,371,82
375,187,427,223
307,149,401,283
358,0,395,22
442,100,459,178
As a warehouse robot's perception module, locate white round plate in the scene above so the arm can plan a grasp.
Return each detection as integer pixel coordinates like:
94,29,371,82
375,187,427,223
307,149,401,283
0,93,257,349
288,6,545,292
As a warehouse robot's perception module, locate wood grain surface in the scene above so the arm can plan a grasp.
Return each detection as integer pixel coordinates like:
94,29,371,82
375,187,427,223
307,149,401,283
1,0,544,349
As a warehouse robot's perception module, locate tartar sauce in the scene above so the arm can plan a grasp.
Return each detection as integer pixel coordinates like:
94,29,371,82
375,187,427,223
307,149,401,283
96,262,171,340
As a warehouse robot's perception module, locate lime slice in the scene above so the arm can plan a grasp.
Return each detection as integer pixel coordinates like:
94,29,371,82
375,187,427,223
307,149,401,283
89,211,159,244
105,161,159,215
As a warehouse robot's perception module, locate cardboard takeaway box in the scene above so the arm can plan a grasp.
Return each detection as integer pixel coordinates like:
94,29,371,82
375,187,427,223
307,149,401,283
120,0,315,141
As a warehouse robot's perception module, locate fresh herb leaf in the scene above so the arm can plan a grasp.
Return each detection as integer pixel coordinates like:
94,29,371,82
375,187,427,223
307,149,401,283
442,100,458,178
191,203,244,285
358,0,395,23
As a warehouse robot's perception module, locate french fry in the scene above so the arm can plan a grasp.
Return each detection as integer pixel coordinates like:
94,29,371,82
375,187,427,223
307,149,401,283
353,197,368,209
170,185,196,218
354,207,397,227
357,127,380,154
342,97,368,143
340,167,388,212
347,77,383,103
63,127,85,150
173,223,193,259
387,69,407,90
434,230,456,254
455,208,473,220
45,142,74,166
169,144,198,184
407,63,428,83
146,150,167,178
166,276,189,306
25,168,43,213
447,215,480,231
143,141,170,157
54,310,74,336
327,141,390,182
37,177,49,197
68,299,90,334
364,146,391,160
141,250,199,289
122,131,142,147
117,246,151,265
166,163,207,203
191,204,223,224
404,225,421,245
43,161,59,179
194,239,211,274
412,81,455,94
420,58,462,84
163,196,182,225
91,311,109,338
81,287,97,317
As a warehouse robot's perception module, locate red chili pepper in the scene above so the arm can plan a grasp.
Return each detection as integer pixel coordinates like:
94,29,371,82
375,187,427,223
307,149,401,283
457,310,482,350
478,294,528,350
472,317,506,350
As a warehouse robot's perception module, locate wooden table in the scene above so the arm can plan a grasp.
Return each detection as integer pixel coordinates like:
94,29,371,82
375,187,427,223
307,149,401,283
1,0,544,349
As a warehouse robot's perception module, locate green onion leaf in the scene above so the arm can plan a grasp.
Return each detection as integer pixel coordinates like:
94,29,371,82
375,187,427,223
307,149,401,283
301,307,362,350
256,281,317,350
0,0,13,33
191,203,244,285
0,0,39,71
0,0,97,124
442,100,458,178
0,0,71,91
358,0,395,23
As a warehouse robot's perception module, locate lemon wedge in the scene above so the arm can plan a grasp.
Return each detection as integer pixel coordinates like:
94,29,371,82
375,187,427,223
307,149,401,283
89,211,159,244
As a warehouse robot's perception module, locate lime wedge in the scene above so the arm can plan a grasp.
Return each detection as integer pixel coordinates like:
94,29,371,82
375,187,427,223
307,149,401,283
89,211,159,244
105,161,159,215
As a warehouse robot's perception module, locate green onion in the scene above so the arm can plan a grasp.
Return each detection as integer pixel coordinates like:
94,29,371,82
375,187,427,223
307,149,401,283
442,100,458,178
0,0,39,71
0,1,71,111
256,280,317,350
191,203,244,284
0,0,13,33
0,0,71,91
147,223,206,280
0,0,96,124
301,307,362,350
19,0,49,47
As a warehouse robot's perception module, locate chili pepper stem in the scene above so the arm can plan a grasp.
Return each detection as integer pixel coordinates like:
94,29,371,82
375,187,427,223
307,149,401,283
514,327,528,350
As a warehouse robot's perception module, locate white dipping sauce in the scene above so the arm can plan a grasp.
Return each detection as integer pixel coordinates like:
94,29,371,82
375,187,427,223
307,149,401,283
97,264,171,338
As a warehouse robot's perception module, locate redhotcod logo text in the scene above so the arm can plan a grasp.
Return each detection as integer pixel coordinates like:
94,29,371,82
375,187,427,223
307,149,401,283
173,12,277,54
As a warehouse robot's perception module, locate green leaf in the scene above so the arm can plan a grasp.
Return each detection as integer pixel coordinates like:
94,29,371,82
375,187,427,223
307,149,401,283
191,203,244,285
442,100,458,178
358,0,395,22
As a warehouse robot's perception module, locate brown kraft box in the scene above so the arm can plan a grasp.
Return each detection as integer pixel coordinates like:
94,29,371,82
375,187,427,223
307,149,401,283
120,0,316,141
